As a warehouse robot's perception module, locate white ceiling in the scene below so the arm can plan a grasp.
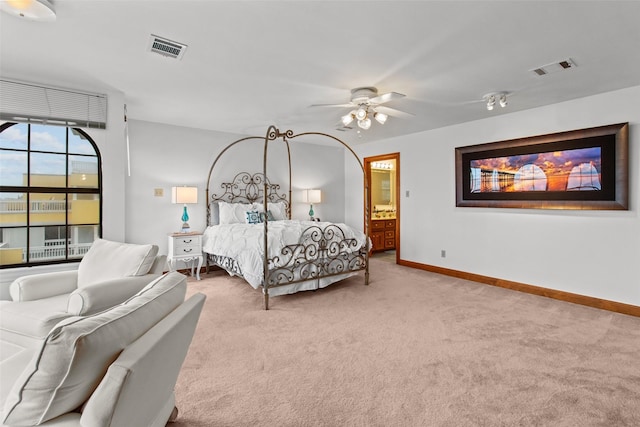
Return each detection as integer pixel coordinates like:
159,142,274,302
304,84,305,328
2,0,640,146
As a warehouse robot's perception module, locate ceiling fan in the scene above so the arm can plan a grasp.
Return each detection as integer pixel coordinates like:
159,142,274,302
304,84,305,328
310,87,413,130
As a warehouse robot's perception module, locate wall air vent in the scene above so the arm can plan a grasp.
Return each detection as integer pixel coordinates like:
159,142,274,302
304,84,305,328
530,58,576,77
148,34,187,60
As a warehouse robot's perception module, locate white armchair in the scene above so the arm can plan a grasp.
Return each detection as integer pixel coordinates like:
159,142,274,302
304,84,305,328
0,239,167,348
0,271,206,427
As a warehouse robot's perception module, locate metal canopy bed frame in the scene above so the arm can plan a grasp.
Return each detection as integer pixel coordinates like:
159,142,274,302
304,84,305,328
204,126,370,310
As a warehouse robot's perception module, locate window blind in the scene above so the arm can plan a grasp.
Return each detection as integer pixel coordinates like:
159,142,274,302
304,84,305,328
0,79,108,129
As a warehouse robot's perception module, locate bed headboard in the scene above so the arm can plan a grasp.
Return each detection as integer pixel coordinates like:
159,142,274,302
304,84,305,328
207,172,290,225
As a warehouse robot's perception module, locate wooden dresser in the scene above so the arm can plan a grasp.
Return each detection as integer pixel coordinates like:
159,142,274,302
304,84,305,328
371,219,396,252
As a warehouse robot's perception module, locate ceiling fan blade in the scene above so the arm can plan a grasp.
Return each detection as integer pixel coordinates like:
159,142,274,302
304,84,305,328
308,103,354,108
368,91,406,105
375,105,414,118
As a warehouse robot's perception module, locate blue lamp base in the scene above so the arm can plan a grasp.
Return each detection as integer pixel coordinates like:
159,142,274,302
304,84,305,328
181,205,191,232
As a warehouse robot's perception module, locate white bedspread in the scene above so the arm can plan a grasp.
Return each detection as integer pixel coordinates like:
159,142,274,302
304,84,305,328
202,220,367,290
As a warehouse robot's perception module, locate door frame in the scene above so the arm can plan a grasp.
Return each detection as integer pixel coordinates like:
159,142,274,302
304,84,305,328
364,152,400,263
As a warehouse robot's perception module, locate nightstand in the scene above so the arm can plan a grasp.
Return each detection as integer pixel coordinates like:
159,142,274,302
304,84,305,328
168,232,203,280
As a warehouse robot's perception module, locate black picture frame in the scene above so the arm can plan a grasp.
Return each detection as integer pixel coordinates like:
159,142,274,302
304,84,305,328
455,123,629,210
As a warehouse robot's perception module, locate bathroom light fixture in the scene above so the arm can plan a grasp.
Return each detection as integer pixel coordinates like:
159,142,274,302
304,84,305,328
172,186,198,232
0,0,56,21
483,92,508,111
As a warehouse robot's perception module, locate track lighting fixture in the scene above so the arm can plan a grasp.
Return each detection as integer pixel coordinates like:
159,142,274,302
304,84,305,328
483,92,508,111
499,94,508,108
486,95,496,111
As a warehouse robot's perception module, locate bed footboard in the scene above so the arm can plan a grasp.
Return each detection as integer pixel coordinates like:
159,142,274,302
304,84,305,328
266,224,368,288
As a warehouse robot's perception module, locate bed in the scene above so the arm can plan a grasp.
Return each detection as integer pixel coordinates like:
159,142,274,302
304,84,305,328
203,126,370,309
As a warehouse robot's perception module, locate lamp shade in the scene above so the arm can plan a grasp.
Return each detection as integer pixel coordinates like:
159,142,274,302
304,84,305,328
302,189,322,204
172,186,198,204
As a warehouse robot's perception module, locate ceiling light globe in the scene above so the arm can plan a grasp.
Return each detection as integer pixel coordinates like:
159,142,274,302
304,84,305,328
374,112,388,124
355,105,368,121
341,113,354,126
358,117,372,130
499,95,508,108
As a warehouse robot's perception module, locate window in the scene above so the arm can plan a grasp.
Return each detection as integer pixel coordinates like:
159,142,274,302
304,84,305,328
0,122,101,267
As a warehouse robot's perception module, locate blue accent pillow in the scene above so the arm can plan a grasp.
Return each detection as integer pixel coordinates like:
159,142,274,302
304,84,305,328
245,211,261,224
259,210,276,222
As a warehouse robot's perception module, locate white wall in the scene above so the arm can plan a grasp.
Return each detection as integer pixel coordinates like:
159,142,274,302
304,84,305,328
347,86,640,306
125,120,347,257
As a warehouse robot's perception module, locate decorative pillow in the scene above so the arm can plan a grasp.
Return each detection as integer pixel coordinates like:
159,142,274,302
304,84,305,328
245,210,261,224
77,239,159,288
259,210,276,222
219,201,255,224
1,272,187,426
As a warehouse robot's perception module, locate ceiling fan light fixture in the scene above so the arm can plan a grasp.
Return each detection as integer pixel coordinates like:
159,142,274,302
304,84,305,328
355,105,368,121
0,0,56,21
357,117,371,130
341,112,355,126
374,111,388,125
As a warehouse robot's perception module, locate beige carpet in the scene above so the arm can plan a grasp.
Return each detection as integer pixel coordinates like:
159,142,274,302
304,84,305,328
173,259,640,426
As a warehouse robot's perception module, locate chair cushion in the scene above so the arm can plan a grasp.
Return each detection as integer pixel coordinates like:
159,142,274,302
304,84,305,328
0,295,71,340
1,272,187,426
77,239,159,288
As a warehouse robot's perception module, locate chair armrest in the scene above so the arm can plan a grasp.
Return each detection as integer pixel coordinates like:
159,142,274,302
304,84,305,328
67,274,162,316
149,255,167,274
10,270,79,302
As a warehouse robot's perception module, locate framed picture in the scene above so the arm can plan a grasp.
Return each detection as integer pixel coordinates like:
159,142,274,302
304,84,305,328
455,123,629,210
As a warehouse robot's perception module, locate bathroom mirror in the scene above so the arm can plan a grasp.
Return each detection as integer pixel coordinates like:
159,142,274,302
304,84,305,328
370,159,396,217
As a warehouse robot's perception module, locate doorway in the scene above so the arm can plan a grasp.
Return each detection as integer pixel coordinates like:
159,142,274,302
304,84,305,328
364,153,400,264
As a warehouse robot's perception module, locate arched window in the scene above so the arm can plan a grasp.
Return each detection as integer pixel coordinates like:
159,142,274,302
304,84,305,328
0,122,102,267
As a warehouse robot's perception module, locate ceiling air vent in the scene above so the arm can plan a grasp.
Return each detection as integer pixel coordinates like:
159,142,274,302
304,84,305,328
148,34,187,60
530,58,576,76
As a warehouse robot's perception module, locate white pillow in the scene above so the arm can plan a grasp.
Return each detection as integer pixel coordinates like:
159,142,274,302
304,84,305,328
77,239,159,288
1,272,187,426
218,201,255,224
267,202,288,220
209,202,220,225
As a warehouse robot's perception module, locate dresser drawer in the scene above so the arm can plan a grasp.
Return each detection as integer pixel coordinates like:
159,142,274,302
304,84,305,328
385,220,396,229
384,230,395,239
